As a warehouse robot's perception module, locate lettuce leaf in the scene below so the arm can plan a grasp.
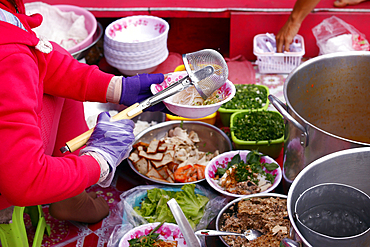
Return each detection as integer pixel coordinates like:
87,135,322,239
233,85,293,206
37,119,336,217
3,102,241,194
153,195,175,223
175,184,209,218
134,184,209,229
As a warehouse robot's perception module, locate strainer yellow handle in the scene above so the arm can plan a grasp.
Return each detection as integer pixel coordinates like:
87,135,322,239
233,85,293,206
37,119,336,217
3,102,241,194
174,64,185,72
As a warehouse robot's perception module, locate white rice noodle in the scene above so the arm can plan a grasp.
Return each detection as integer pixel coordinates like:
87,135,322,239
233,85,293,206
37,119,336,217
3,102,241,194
172,86,204,106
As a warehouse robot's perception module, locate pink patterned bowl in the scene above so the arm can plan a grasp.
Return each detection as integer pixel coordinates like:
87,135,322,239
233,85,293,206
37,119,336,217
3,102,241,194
105,15,169,52
151,71,236,119
205,150,282,198
119,222,198,247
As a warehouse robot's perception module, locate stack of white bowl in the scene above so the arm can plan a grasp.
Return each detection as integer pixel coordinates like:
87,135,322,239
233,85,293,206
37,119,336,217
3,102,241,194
104,15,169,76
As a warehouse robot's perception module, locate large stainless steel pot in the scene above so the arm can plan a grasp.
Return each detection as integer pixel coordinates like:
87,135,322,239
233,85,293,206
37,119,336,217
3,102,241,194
287,147,370,247
269,51,370,185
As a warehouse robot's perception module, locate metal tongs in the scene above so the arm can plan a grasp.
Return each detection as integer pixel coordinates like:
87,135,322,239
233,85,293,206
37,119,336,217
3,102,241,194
124,65,215,118
167,198,201,247
60,65,215,153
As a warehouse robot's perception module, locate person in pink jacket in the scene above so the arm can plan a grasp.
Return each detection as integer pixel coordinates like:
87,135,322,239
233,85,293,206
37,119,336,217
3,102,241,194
0,0,166,223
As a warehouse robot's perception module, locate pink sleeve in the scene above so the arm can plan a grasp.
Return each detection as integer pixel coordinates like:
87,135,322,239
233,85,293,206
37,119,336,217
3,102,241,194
43,42,115,103
0,48,100,207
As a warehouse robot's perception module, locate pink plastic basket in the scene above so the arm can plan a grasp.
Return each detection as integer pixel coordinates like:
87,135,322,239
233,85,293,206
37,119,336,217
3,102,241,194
253,34,305,74
54,5,97,54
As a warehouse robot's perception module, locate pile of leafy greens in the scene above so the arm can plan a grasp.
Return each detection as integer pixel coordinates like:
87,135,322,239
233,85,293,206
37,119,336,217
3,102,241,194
216,150,279,184
134,184,209,229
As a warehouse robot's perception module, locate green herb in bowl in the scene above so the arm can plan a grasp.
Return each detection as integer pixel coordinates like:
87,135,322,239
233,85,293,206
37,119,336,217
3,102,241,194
222,84,268,110
215,151,279,195
128,221,165,246
218,84,269,127
230,110,284,158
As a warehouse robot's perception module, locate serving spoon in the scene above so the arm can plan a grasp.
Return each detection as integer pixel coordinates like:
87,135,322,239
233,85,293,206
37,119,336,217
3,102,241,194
195,229,263,241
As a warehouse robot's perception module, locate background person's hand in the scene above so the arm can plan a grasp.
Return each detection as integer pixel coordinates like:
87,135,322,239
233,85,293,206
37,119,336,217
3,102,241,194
80,112,135,186
334,0,367,7
119,73,169,112
275,0,321,52
276,19,301,53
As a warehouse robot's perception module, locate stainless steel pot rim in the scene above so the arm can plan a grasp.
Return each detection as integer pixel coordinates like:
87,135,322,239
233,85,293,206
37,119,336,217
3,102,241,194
294,182,370,240
216,192,288,228
296,215,370,241
287,147,370,247
134,120,232,142
282,51,370,147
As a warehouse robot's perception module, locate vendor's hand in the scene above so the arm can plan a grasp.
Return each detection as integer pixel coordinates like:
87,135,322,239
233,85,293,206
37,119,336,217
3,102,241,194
276,19,301,53
80,112,135,185
119,73,169,112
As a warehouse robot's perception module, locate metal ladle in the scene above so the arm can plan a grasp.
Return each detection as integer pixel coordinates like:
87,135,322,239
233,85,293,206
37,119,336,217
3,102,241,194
195,229,263,241
280,238,301,247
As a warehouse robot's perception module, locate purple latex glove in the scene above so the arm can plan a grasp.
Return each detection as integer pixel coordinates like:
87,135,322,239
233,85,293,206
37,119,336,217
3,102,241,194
80,112,135,187
119,73,169,112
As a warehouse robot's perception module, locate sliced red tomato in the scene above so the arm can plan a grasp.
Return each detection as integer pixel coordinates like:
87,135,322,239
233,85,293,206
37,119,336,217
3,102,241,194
174,164,205,183
174,165,193,183
186,172,198,182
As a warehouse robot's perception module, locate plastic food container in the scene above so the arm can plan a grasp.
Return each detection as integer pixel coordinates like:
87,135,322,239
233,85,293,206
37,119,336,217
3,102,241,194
166,112,217,125
218,84,269,127
253,34,305,74
230,110,284,158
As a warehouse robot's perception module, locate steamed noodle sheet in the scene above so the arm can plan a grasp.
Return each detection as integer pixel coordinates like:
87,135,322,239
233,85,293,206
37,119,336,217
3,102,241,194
172,86,224,106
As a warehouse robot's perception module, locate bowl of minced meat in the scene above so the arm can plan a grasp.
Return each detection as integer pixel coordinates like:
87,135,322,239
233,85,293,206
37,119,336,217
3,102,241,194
216,193,290,247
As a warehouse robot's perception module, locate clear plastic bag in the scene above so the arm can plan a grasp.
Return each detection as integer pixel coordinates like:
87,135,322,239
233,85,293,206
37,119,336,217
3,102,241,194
106,184,228,247
312,16,370,55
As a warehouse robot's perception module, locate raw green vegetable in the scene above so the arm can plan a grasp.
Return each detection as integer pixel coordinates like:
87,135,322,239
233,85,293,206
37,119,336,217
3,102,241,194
216,150,279,184
203,93,221,105
232,111,284,144
222,84,267,110
134,184,209,229
128,220,165,246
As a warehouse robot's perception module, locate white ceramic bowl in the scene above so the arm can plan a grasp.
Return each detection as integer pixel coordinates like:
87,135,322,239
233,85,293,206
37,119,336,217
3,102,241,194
54,5,97,54
104,43,166,61
151,71,236,118
105,48,169,75
117,65,159,76
104,33,168,52
205,150,282,198
104,15,169,52
119,222,194,247
104,44,168,63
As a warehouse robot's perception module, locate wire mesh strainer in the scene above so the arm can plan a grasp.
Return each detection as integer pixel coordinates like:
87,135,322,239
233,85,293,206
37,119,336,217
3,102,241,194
60,49,229,153
183,49,229,99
